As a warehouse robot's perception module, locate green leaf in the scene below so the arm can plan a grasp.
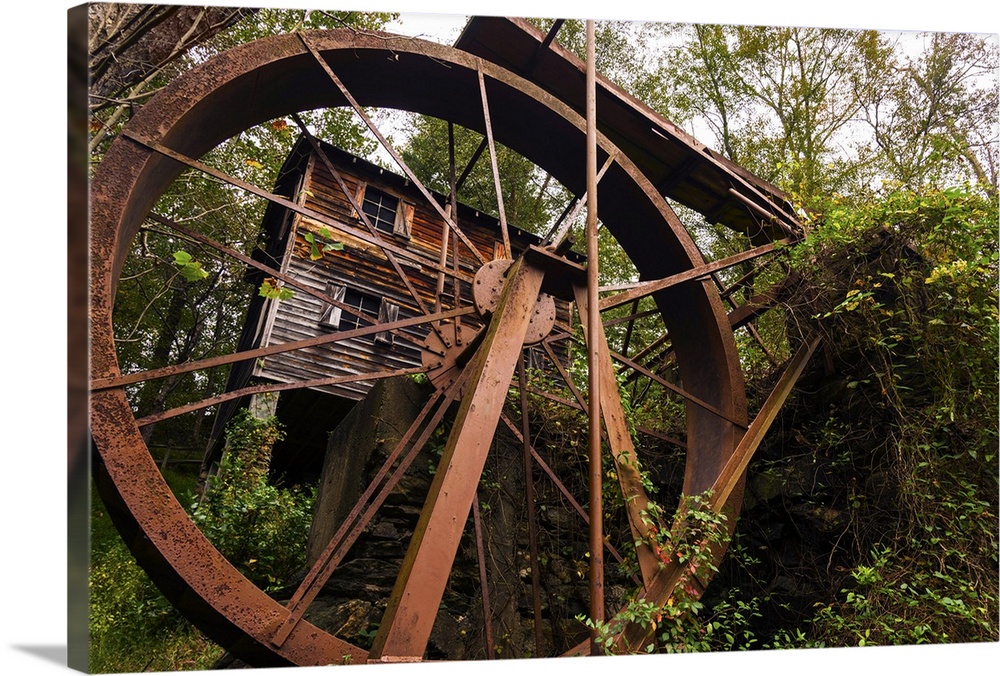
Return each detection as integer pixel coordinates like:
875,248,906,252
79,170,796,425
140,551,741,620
178,262,209,282
173,250,209,281
259,278,293,300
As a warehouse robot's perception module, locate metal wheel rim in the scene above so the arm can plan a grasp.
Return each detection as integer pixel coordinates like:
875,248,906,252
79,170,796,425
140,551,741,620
89,28,746,665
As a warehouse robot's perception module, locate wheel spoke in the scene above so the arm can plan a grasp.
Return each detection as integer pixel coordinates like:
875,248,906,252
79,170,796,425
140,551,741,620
517,355,545,656
298,32,488,268
618,299,641,358
471,494,496,659
573,283,664,590
476,62,511,257
541,151,617,249
455,137,488,193
598,239,789,309
609,348,746,428
94,305,474,391
135,366,425,427
370,256,545,660
612,335,822,653
272,376,466,646
498,413,638,583
434,123,459,315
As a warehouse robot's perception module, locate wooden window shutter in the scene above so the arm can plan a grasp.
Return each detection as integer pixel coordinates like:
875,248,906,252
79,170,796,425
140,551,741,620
318,283,346,328
352,181,367,218
374,298,399,345
393,202,415,238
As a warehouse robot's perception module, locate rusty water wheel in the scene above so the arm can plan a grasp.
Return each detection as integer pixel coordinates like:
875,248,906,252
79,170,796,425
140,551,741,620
89,29,751,666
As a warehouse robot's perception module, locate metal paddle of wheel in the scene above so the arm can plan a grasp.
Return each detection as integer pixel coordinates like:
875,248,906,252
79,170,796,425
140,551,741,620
89,25,815,667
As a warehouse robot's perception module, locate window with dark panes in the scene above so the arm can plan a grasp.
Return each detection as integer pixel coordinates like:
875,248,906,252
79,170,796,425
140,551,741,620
361,186,400,235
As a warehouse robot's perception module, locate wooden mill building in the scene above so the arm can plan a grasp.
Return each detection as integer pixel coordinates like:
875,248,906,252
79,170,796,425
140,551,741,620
206,135,574,481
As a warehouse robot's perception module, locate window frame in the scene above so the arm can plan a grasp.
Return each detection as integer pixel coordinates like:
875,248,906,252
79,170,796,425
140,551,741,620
354,181,414,239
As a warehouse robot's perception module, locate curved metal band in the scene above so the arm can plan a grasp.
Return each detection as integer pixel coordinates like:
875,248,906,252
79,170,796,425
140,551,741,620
89,28,745,665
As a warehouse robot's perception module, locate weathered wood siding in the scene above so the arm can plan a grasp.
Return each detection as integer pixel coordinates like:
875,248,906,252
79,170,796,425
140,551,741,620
253,143,571,401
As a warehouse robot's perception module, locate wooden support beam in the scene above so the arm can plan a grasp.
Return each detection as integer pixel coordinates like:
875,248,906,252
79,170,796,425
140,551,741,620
727,275,795,331
522,19,564,75
707,335,821,512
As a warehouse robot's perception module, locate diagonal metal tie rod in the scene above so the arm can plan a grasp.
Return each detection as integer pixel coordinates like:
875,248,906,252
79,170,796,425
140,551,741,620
297,32,488,267
272,374,467,647
120,129,473,282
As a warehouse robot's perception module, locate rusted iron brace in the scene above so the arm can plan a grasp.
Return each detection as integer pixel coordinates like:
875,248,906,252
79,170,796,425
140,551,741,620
518,357,545,656
93,305,474,392
542,151,617,249
477,61,512,259
611,334,822,653
599,239,790,309
368,257,545,660
471,494,495,659
499,413,640,586
272,373,467,647
584,22,605,653
297,32,488,267
136,366,426,428
144,211,413,347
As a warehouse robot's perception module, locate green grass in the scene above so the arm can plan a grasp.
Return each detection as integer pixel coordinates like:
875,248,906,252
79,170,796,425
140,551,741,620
88,467,225,673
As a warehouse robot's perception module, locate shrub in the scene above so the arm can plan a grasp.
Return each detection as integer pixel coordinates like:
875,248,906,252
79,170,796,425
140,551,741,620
189,409,316,591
